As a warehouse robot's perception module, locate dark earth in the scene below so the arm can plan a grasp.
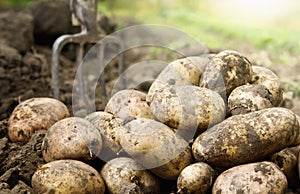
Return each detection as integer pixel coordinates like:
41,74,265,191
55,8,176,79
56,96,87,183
1,0,300,193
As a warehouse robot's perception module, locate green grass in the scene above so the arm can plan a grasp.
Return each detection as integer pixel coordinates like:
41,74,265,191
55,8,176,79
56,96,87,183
0,0,32,8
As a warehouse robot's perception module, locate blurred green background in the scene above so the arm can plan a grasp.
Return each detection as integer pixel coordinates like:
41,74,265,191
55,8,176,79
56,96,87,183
100,0,300,64
0,0,32,7
2,0,299,64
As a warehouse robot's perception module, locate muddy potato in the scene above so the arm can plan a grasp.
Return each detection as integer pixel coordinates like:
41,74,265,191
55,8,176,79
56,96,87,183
150,85,225,139
298,151,300,181
105,89,153,119
42,117,102,162
252,65,283,106
150,146,193,180
292,114,300,146
212,161,288,194
177,162,216,194
119,118,192,180
147,55,213,103
288,144,300,157
199,50,253,99
32,159,105,194
8,97,70,144
101,157,160,194
228,84,274,115
192,107,299,167
85,111,125,161
270,147,299,186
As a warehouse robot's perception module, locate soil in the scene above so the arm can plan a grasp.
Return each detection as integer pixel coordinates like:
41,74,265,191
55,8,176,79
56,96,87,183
0,1,300,194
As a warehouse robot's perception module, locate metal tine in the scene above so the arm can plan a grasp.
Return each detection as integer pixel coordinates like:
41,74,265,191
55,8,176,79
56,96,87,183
51,0,125,101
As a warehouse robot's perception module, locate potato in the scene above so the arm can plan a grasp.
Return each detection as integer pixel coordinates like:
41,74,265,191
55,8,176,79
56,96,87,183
298,152,300,181
150,85,225,139
287,144,300,157
8,97,70,144
270,147,299,186
291,114,300,146
147,55,213,103
177,162,216,194
199,50,253,99
192,107,299,167
150,146,193,180
119,118,192,180
105,89,153,119
42,117,102,162
212,161,288,194
85,111,125,161
32,159,105,194
227,84,274,115
252,65,283,106
100,157,160,194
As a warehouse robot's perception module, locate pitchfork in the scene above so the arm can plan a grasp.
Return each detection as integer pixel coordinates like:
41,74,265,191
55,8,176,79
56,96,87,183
51,0,124,101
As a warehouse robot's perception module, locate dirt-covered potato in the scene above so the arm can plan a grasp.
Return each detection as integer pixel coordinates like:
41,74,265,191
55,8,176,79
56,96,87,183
150,146,193,180
270,147,299,186
147,55,213,103
100,157,160,194
105,89,153,119
119,118,192,180
85,111,125,161
8,97,70,144
288,144,300,156
252,65,283,106
228,84,274,115
212,161,288,194
199,50,253,99
177,162,216,194
32,159,105,194
292,114,300,146
192,107,299,167
150,85,225,139
42,117,102,162
298,151,300,181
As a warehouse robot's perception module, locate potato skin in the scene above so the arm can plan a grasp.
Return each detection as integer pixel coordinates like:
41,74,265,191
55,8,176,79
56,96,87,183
32,159,105,194
119,118,192,180
100,157,160,194
150,85,225,139
192,107,299,167
291,114,300,146
252,65,283,106
8,97,70,144
150,146,193,180
85,111,125,161
212,161,288,194
228,84,274,115
199,50,253,99
105,89,153,119
298,151,300,181
42,117,102,162
147,55,212,103
270,147,299,186
177,162,216,194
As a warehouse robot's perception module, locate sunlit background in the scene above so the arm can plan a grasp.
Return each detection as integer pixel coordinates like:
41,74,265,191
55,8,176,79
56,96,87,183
1,0,299,60
96,0,300,61
217,0,300,28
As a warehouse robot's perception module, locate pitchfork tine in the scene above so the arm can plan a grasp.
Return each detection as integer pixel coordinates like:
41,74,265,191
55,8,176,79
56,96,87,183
51,0,125,101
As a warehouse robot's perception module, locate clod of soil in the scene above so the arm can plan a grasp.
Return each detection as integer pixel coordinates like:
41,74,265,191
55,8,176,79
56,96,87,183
0,129,46,193
0,10,34,53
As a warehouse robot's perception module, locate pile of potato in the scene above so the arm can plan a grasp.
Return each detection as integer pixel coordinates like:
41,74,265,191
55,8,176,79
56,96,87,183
8,50,300,193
